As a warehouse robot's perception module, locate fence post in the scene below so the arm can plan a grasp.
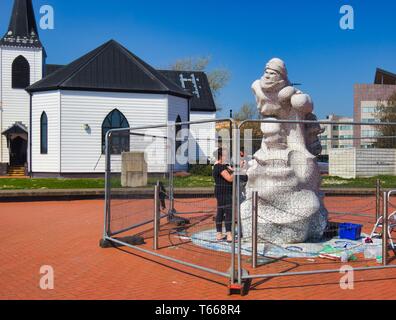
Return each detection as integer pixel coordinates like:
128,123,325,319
229,121,242,285
230,125,236,285
252,192,258,269
103,131,112,238
234,123,243,286
382,191,389,266
167,123,175,216
169,163,175,214
153,182,161,250
376,179,381,221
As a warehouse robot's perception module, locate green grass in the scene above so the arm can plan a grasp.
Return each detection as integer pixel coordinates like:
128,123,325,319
0,176,214,190
0,175,395,191
149,176,214,188
322,175,396,189
0,178,118,190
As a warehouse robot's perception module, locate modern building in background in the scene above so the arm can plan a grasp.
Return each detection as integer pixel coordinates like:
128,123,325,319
320,112,396,179
354,68,396,148
319,114,354,157
327,69,396,178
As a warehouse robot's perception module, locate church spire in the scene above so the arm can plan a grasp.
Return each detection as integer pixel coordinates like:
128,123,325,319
1,0,42,48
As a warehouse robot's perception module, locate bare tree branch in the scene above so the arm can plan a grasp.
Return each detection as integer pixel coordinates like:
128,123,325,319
234,103,259,121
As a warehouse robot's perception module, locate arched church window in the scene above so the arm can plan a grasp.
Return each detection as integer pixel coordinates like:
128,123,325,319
175,115,182,153
40,112,48,154
102,109,130,154
12,56,30,89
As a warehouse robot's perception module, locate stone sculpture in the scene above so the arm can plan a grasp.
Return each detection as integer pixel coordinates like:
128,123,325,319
240,58,328,244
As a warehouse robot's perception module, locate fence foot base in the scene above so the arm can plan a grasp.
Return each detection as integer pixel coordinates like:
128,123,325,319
228,280,250,296
227,268,250,296
99,236,145,249
99,239,113,248
120,235,145,246
168,215,190,226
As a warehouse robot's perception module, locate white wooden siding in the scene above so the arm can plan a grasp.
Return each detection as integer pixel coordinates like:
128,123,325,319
0,47,43,163
59,91,173,173
31,91,61,172
168,95,189,171
189,112,216,163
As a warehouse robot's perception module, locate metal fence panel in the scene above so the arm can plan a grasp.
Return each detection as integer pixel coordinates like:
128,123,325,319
237,119,396,282
102,118,396,291
103,119,238,281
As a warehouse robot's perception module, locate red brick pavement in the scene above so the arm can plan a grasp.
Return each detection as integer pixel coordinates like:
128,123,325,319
0,198,395,300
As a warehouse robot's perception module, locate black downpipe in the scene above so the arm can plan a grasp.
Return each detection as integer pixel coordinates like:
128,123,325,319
29,92,32,178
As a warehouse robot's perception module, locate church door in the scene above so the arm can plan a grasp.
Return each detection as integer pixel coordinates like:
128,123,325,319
10,137,28,166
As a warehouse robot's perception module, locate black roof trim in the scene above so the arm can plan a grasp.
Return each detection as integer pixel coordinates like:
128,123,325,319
28,86,193,99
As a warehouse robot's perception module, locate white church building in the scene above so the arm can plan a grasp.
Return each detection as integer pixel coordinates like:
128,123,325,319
0,0,217,177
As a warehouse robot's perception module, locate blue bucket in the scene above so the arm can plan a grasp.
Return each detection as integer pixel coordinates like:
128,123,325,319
339,223,363,240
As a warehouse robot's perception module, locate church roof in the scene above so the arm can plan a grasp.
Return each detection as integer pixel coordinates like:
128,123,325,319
0,0,42,48
159,70,217,112
27,40,191,99
42,64,216,112
2,122,28,136
45,64,64,76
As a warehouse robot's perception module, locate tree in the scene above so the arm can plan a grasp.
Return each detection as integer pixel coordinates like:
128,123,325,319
234,103,260,121
169,56,231,111
234,103,262,153
374,91,396,148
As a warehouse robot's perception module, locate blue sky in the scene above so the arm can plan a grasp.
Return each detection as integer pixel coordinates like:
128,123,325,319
1,0,396,119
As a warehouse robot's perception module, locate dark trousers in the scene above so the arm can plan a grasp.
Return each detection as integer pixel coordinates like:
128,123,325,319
215,195,232,233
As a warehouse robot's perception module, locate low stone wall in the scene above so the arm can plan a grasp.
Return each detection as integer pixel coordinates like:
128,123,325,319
329,148,396,178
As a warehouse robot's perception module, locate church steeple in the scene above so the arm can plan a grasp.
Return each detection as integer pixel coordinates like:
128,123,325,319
1,0,42,48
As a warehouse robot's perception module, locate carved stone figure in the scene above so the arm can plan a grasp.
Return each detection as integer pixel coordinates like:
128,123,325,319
241,58,328,244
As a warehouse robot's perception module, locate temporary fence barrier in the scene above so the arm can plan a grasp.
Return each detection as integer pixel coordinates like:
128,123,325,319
236,119,396,286
101,118,396,294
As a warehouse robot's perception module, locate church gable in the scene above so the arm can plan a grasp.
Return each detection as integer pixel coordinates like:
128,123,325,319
159,70,216,113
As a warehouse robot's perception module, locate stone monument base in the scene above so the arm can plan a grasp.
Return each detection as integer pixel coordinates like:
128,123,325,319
189,228,379,259
121,152,148,187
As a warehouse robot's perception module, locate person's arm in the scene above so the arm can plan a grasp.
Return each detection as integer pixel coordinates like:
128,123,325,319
221,169,233,183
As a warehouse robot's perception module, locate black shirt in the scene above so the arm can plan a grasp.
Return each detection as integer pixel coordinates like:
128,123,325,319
213,163,233,199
